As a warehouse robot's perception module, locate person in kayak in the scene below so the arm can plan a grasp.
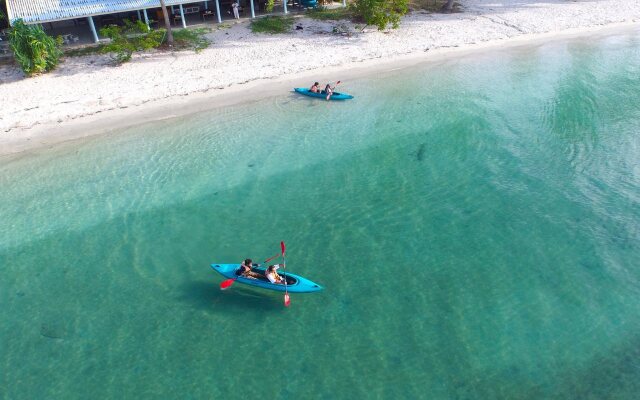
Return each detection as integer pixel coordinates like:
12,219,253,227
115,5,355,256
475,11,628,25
323,83,334,100
237,258,261,279
265,264,285,284
310,82,320,93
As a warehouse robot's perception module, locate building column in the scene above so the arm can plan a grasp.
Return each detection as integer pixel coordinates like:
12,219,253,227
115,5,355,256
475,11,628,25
283,0,288,14
250,0,255,18
137,10,141,20
214,0,222,23
143,9,150,30
342,0,346,6
204,1,208,10
179,4,186,28
87,16,99,43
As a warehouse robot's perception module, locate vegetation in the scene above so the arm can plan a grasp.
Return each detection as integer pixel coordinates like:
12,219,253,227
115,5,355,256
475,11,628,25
100,20,165,63
266,0,276,13
408,0,458,12
172,27,211,52
350,0,409,30
8,19,63,76
306,6,354,21
64,44,105,57
250,16,294,34
99,21,210,64
307,1,409,31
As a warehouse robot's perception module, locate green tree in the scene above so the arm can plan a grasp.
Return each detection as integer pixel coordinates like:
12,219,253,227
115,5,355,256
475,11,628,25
8,19,63,76
350,0,408,31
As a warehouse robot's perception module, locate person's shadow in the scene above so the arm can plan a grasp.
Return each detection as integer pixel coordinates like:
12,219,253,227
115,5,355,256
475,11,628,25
179,281,282,313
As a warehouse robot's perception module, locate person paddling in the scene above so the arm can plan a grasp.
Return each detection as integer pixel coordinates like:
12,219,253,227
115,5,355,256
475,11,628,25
324,83,334,100
265,264,285,284
323,81,340,100
237,258,261,279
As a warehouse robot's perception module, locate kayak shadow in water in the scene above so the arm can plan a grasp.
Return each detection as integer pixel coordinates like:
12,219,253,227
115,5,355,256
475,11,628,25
180,281,283,313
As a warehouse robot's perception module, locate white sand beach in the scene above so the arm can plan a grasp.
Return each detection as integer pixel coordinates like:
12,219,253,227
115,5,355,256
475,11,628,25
0,0,639,154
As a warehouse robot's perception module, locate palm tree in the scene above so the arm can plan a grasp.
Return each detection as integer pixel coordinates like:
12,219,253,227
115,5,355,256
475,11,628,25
159,0,174,46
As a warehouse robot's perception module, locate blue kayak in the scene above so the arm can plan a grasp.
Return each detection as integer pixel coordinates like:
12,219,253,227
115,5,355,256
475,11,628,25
294,88,354,100
211,263,323,293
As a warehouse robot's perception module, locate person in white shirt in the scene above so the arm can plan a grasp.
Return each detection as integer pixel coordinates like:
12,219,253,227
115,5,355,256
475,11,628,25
231,1,240,19
265,264,285,284
323,83,335,100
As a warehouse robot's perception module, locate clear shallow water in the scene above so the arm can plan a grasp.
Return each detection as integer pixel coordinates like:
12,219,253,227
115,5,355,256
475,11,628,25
1,31,640,399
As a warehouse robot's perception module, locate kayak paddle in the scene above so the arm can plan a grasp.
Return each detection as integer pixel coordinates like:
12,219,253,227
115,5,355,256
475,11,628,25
219,252,281,290
281,241,290,307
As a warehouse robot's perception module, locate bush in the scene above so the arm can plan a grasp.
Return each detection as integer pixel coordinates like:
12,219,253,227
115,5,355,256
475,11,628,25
173,28,211,52
266,0,275,12
250,16,294,34
306,6,354,20
8,19,63,76
350,0,408,30
100,19,164,63
100,21,210,63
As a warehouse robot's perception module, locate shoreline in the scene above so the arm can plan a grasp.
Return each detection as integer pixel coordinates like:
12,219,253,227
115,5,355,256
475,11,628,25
1,1,639,157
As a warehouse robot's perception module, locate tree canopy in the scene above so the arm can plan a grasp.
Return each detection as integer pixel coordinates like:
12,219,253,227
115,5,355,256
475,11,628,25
351,0,409,31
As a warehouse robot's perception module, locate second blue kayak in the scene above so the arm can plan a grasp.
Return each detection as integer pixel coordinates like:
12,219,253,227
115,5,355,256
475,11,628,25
294,88,354,100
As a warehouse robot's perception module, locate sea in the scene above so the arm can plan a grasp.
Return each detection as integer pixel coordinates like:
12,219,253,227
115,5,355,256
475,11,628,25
1,28,639,399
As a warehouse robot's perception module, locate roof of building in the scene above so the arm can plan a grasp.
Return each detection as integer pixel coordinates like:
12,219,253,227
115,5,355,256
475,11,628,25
5,0,194,24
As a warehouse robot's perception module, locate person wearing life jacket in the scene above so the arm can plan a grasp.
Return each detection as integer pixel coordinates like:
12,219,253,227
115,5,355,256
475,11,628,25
265,264,285,284
236,258,261,279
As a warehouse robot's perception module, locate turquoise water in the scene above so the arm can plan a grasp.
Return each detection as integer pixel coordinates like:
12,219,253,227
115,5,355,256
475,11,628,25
2,30,640,399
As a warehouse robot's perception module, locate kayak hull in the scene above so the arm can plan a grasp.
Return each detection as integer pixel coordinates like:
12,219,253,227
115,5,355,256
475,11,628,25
294,88,354,100
211,263,323,293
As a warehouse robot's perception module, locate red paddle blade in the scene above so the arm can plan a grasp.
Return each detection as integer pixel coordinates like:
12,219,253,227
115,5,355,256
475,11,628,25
280,241,286,256
284,293,291,307
220,279,235,290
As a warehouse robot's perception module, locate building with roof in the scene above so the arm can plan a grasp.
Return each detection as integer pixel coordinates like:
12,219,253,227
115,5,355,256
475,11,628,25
3,0,347,45
4,0,272,43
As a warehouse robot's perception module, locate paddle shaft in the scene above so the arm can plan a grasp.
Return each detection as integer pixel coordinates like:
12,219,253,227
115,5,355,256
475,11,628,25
281,241,290,307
